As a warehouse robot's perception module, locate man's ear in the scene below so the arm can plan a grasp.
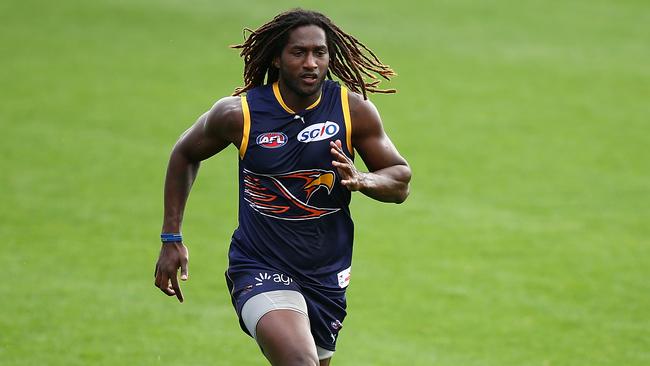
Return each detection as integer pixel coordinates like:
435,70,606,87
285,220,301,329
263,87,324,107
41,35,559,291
273,56,280,69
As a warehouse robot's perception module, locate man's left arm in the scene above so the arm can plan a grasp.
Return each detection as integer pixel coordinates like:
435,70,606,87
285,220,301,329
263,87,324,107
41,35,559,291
330,93,411,203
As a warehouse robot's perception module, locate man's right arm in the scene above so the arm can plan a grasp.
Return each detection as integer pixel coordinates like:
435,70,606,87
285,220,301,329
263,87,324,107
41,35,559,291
162,97,243,233
155,96,243,302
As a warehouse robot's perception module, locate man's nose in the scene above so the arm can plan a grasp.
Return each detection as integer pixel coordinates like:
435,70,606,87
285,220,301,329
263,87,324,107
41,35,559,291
303,53,317,69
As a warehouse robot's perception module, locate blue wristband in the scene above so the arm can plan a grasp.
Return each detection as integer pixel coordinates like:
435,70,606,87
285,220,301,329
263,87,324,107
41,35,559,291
161,233,182,243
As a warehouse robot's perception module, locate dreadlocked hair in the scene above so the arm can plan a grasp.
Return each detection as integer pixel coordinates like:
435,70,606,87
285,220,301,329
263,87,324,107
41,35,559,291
230,8,396,99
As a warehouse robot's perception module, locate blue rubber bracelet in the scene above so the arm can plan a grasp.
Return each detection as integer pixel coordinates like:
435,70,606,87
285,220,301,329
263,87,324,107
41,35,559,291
161,233,182,242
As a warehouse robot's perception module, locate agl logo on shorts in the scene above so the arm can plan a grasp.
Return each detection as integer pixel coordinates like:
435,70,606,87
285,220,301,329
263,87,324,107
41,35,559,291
254,272,293,286
257,132,287,148
297,121,339,143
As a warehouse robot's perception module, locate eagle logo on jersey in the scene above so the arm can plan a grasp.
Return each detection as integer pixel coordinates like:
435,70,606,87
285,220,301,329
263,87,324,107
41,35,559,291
243,169,340,220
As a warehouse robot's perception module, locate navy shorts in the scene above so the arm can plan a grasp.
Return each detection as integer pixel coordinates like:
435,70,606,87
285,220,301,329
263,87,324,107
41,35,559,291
225,263,347,351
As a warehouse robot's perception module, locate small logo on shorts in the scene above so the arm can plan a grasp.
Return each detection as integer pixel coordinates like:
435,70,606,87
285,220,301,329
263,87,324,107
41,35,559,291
254,272,294,286
330,320,343,331
337,266,351,288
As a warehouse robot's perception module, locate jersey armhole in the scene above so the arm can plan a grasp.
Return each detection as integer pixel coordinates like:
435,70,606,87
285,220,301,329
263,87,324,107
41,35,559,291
239,95,251,159
340,87,354,158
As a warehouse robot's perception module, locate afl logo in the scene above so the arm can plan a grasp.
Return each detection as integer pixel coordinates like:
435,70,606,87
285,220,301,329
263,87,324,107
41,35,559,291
256,132,287,148
297,121,339,143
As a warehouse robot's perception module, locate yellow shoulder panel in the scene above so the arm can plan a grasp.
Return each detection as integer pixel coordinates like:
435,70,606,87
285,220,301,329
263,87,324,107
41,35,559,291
239,96,251,159
340,87,353,155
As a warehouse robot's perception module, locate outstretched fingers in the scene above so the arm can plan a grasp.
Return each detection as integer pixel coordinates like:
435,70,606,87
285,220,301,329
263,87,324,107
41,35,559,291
330,140,364,191
330,140,351,163
330,140,352,177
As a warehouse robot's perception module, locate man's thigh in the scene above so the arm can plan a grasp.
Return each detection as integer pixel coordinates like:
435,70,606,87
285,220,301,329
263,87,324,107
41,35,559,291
242,290,335,364
256,308,319,366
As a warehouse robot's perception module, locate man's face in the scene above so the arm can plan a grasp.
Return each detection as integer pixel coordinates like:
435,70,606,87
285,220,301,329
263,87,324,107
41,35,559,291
274,25,329,98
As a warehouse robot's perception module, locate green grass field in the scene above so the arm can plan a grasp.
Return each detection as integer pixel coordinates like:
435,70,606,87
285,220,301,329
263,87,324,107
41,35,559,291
2,0,649,365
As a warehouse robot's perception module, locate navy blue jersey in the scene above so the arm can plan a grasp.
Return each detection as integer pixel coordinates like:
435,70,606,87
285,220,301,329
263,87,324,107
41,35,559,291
229,80,354,290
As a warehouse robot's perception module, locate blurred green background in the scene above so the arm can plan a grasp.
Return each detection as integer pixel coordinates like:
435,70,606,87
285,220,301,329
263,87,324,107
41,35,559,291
1,0,648,365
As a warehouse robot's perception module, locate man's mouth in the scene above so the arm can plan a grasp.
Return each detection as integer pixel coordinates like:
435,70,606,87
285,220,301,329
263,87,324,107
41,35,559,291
300,73,319,84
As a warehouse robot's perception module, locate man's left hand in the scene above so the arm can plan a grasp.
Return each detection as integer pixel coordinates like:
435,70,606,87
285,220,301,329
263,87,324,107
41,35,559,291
330,139,366,191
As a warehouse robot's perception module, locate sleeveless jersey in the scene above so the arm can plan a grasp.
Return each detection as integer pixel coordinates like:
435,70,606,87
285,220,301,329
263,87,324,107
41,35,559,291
229,80,355,290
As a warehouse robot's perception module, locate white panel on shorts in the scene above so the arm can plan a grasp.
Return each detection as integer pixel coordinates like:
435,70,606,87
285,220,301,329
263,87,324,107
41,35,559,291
241,290,336,360
241,290,308,339
316,345,335,360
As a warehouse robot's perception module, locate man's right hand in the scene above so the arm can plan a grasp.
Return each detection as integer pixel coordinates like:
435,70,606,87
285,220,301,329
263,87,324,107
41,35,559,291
154,242,189,303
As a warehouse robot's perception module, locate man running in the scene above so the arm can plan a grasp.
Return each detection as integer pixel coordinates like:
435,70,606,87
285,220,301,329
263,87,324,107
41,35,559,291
155,9,411,366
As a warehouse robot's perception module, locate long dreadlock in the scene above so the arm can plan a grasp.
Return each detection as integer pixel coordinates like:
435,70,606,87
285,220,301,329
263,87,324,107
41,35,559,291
231,9,396,100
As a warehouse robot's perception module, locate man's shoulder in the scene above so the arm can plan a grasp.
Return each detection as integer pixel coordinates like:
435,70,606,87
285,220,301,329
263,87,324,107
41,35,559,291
208,96,243,119
204,96,244,140
345,89,380,123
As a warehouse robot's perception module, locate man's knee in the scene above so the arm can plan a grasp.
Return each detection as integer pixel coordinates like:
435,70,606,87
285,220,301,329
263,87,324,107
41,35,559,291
260,341,319,366
277,351,319,366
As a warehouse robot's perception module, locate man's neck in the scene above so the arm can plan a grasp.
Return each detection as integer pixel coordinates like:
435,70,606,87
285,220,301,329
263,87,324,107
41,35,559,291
277,80,322,113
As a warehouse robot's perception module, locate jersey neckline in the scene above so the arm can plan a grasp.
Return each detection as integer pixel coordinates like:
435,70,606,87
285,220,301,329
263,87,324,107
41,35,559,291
272,82,322,114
